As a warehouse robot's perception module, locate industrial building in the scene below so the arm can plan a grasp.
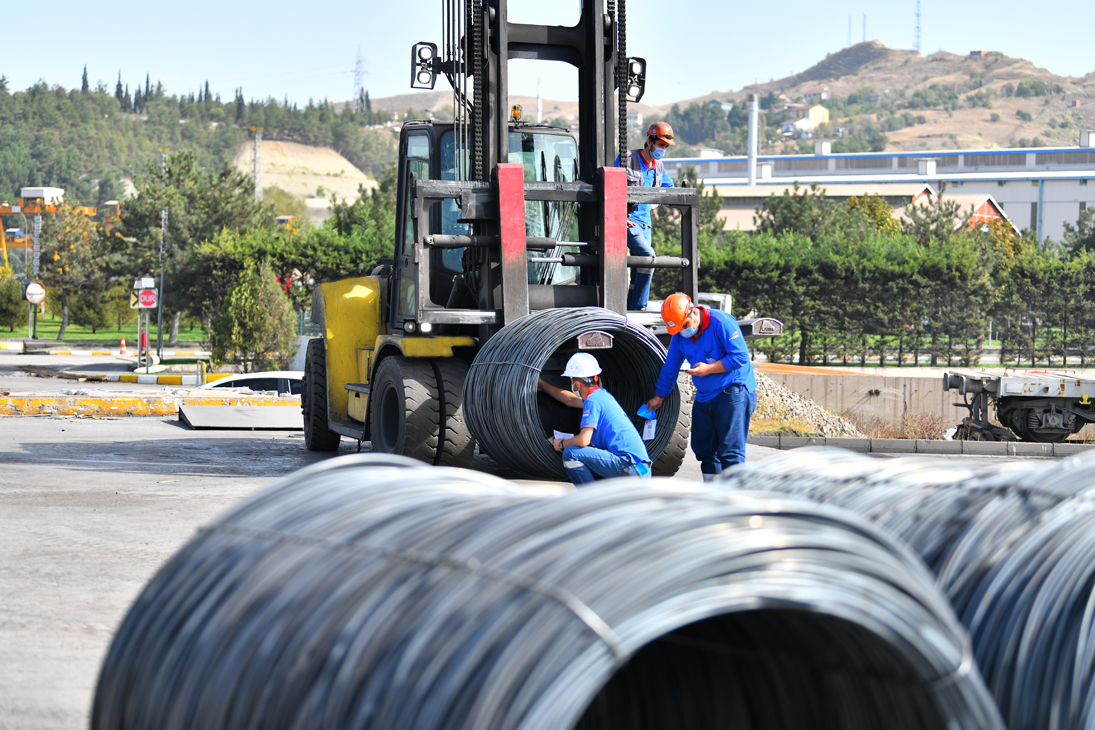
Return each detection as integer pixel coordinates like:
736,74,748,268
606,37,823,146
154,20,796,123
662,142,1095,242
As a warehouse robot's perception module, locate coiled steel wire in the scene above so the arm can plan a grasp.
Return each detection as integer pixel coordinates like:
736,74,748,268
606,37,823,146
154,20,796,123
92,454,1002,730
463,307,680,479
717,447,1095,730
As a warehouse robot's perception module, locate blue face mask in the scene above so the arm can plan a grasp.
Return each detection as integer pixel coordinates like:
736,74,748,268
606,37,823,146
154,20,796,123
650,146,666,160
679,324,698,338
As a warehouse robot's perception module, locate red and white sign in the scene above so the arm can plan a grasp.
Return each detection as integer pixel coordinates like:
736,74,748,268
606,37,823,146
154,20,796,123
24,281,45,304
137,289,158,309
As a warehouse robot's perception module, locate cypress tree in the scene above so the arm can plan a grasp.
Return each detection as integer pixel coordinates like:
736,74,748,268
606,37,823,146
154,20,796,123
115,72,123,103
81,66,89,94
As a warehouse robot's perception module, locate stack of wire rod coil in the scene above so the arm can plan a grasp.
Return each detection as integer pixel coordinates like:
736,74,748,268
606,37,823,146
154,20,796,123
92,454,1002,730
717,447,1095,730
463,307,680,480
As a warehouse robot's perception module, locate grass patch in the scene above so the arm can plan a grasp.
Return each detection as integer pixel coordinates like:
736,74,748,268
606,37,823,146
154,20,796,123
840,410,947,439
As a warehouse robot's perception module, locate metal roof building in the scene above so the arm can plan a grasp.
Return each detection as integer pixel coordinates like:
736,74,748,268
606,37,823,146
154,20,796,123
662,145,1095,242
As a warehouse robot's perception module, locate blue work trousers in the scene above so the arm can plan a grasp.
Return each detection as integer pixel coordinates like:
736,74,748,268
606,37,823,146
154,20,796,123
562,445,650,486
692,384,757,476
626,223,655,311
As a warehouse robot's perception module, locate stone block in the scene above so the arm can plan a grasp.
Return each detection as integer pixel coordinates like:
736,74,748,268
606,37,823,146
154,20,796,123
822,437,871,453
780,436,826,450
1053,442,1095,457
870,438,916,454
1009,442,1053,457
961,441,1008,456
748,435,781,449
915,440,962,454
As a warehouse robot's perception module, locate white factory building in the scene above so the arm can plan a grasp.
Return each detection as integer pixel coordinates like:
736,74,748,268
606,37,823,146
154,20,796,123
661,141,1095,242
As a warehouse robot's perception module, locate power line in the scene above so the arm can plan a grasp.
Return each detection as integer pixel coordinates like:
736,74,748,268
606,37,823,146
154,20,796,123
915,0,922,54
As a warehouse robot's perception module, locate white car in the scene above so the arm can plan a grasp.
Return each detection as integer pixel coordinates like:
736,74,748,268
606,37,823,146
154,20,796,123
198,371,304,396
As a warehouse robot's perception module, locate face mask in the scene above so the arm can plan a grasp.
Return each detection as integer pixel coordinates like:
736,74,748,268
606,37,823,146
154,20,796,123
650,146,666,160
678,324,698,338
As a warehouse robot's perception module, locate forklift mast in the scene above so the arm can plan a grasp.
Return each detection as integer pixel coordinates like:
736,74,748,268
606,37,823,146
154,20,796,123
393,0,697,341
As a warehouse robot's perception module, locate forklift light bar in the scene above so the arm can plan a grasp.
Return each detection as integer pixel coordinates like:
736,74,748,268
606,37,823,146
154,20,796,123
624,56,647,103
410,42,438,90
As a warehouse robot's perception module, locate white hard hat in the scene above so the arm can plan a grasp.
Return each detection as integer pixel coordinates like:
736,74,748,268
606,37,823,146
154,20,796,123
561,352,602,378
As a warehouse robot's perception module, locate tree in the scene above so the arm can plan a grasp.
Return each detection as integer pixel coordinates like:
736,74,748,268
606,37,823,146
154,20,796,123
902,186,970,244
81,66,89,94
116,151,269,343
39,200,102,339
69,289,110,333
211,261,297,372
649,165,724,299
106,283,137,332
0,271,23,331
1062,206,1095,255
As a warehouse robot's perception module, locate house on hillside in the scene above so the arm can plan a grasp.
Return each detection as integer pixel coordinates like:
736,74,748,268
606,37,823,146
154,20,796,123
780,118,817,137
708,99,735,112
803,87,830,102
782,103,830,126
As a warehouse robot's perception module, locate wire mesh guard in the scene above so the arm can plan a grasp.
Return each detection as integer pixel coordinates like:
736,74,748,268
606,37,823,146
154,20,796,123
463,308,681,480
92,454,1001,730
717,447,1095,730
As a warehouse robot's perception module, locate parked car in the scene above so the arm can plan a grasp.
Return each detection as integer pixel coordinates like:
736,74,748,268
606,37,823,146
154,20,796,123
198,371,303,396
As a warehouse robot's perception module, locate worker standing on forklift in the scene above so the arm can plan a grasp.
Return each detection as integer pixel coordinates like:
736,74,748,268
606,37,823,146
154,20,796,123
645,293,756,480
617,121,676,311
538,353,651,485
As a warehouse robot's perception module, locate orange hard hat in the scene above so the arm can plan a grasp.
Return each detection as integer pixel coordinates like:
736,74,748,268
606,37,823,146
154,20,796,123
661,293,694,335
646,121,676,146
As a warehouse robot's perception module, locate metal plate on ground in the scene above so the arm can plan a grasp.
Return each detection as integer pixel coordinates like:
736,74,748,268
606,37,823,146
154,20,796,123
179,405,302,430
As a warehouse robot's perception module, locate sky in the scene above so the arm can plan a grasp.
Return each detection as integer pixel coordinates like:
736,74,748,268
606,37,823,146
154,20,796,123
2,0,1093,109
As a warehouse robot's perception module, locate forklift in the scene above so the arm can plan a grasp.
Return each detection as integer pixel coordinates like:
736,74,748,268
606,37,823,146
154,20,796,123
302,0,780,476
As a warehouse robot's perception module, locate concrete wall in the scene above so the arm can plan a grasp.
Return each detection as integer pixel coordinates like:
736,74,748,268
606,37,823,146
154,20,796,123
763,371,969,425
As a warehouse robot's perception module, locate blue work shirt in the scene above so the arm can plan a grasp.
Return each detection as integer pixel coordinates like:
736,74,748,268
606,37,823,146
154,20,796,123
614,152,675,229
655,307,757,403
581,387,651,465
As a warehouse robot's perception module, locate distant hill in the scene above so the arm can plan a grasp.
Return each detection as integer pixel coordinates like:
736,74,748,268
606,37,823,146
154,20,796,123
360,42,1095,153
657,42,1095,152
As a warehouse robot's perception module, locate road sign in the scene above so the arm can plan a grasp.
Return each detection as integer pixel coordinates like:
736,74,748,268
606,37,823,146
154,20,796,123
137,289,158,309
129,291,139,309
25,281,45,304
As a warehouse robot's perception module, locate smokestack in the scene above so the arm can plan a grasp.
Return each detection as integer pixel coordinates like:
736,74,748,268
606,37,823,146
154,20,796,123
537,78,542,123
747,94,758,186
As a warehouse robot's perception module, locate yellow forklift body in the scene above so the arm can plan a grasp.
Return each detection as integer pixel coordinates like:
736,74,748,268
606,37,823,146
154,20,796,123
321,277,382,421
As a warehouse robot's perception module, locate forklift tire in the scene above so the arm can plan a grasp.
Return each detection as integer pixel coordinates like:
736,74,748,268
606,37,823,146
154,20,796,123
370,356,441,464
651,373,695,477
302,338,341,452
433,358,476,468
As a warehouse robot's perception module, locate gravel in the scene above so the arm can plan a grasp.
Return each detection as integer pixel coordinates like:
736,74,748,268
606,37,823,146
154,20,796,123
754,373,865,438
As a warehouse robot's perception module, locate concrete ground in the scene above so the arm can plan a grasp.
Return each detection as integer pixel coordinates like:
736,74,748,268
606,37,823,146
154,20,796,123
0,350,1058,729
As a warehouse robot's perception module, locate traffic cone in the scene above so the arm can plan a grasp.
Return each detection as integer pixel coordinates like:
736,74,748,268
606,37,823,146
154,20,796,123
120,337,127,355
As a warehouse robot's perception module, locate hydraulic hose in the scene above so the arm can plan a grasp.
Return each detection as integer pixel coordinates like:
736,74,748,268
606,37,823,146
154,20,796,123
92,454,1003,730
463,307,680,480
717,447,1095,730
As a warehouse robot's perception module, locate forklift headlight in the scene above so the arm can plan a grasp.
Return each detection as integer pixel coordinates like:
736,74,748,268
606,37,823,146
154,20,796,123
405,320,417,333
419,322,433,334
410,42,438,90
623,56,646,103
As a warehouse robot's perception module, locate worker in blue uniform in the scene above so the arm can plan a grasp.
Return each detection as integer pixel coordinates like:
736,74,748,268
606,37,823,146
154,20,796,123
538,353,651,485
616,121,676,311
645,293,757,480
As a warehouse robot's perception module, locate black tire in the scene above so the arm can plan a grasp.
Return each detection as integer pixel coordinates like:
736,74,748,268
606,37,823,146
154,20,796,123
370,356,440,464
302,338,341,452
651,373,694,477
433,358,476,468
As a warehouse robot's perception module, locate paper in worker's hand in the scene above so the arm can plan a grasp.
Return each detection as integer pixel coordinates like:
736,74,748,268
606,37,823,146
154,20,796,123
643,419,657,441
553,430,575,440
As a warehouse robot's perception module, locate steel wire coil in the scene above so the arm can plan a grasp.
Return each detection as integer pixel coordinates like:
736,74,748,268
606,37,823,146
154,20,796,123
716,447,1095,730
92,454,1002,730
463,307,680,479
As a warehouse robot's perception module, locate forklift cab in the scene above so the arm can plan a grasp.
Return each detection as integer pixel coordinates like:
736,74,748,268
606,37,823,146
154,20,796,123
390,121,582,334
